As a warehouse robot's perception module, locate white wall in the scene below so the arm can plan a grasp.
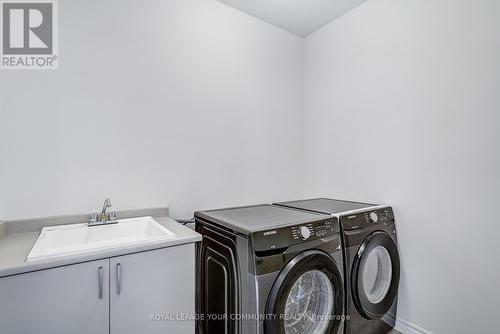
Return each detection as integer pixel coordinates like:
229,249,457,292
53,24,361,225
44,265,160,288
0,0,304,219
303,0,500,333
0,89,3,218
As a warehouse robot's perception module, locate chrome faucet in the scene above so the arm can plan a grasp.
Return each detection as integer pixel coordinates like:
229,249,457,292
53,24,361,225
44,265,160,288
89,198,118,227
101,198,112,220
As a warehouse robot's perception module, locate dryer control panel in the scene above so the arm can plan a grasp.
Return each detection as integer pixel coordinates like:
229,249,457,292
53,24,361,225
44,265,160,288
252,218,339,253
341,207,394,231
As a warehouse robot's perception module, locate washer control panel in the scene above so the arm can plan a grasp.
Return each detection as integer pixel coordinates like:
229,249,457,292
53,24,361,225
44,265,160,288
341,207,394,231
252,218,339,253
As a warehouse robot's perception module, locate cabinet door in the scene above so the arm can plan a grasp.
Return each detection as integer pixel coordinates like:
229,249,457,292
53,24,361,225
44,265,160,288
110,244,196,334
0,259,109,334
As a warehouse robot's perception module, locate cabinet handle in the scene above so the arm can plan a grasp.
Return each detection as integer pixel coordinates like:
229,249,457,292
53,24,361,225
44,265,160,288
116,263,121,295
98,266,104,299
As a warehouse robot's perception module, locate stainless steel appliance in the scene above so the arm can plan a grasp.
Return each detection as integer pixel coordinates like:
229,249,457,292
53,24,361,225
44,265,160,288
195,204,346,334
276,198,400,334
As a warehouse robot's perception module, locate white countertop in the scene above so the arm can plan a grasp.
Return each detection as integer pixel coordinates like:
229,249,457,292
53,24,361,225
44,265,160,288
0,213,201,278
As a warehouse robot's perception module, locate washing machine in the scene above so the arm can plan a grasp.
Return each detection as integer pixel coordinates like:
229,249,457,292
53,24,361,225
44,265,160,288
195,204,346,334
275,199,400,334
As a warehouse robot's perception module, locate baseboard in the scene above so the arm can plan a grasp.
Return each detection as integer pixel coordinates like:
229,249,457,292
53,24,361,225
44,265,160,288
394,317,434,334
383,313,434,334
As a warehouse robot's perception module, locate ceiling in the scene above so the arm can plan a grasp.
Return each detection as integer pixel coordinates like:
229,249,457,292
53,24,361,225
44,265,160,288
217,0,369,37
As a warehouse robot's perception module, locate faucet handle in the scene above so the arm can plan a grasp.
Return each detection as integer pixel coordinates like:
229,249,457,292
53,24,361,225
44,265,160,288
90,213,99,223
108,211,117,221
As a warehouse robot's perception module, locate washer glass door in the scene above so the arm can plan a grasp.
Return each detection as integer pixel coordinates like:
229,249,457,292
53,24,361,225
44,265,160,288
265,250,343,334
284,270,334,334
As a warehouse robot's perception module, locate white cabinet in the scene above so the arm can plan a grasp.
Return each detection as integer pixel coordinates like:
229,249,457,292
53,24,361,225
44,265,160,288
0,259,109,334
110,244,195,334
0,244,196,334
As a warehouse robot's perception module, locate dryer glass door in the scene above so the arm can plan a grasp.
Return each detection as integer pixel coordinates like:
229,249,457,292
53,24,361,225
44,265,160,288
352,231,400,320
362,246,392,304
265,250,343,334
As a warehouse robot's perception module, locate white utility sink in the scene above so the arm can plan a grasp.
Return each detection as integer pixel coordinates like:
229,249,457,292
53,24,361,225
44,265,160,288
27,216,175,262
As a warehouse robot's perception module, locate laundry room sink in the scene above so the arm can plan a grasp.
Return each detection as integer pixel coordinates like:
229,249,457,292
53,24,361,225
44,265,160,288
27,216,175,261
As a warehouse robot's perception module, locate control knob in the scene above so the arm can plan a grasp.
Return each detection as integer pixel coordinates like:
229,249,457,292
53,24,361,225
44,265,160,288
299,226,311,240
369,212,379,223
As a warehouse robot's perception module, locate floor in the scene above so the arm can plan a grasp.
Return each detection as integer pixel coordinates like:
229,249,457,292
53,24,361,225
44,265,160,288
388,330,402,334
